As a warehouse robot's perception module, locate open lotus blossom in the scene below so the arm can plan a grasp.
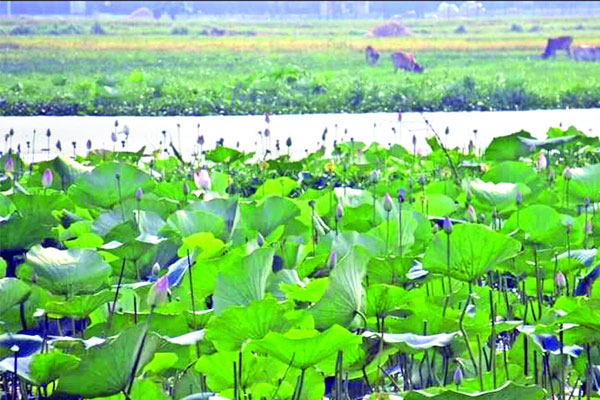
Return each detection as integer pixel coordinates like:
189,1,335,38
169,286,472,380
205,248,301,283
536,152,548,170
41,169,53,188
194,169,211,190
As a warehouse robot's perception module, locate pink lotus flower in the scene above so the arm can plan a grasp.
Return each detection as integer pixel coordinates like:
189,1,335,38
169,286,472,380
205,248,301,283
383,193,393,213
148,274,170,307
4,157,14,173
41,169,53,188
194,169,211,190
536,152,548,170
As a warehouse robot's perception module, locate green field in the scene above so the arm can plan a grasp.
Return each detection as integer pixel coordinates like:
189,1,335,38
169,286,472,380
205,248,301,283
0,16,599,115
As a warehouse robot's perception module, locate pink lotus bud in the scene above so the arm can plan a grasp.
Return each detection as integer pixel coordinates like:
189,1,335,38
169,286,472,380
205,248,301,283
4,156,14,173
443,217,452,234
265,112,270,123
335,202,344,221
135,187,143,202
257,232,264,247
398,110,402,122
194,169,211,191
585,219,593,235
467,205,476,222
515,190,523,207
41,169,53,189
383,193,393,212
536,152,548,170
111,131,117,143
555,271,566,290
148,274,169,307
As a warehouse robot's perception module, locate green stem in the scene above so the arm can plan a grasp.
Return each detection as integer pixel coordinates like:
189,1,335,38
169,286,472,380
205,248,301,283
385,211,390,257
446,234,452,295
459,296,479,377
398,203,403,257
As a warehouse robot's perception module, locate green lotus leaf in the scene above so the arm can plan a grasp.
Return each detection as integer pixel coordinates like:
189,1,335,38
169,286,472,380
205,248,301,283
0,278,31,315
205,297,296,352
241,196,301,237
24,245,111,296
31,155,93,190
482,161,537,185
212,248,274,315
483,130,533,161
502,204,563,245
55,324,161,397
255,177,299,199
68,162,156,209
310,246,369,330
466,178,531,213
404,381,545,399
251,324,362,370
569,164,600,202
44,289,114,319
188,198,240,237
163,209,227,241
29,352,80,385
280,277,329,303
423,224,521,283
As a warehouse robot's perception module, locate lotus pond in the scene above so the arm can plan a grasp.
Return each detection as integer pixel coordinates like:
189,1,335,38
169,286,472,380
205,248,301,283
2,120,600,400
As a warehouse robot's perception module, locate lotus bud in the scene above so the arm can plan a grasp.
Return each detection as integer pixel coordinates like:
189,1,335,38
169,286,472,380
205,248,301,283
515,190,522,207
492,207,497,219
412,135,417,146
549,169,555,186
197,135,204,146
585,219,593,235
445,126,450,136
86,139,92,150
468,140,475,154
397,188,406,204
264,128,270,138
56,140,62,151
563,167,572,181
123,125,129,136
147,274,169,307
111,131,117,143
555,271,566,290
467,205,476,222
264,112,270,123
308,200,316,209
418,175,425,187
194,169,211,190
398,110,402,122
136,187,143,202
370,169,380,184
286,137,292,147
443,217,452,235
454,366,463,386
466,188,472,204
536,152,548,170
565,220,572,234
327,249,336,269
384,193,393,213
42,169,53,189
46,129,51,138
3,156,14,173
183,182,189,196
151,262,161,277
335,202,343,221
114,119,119,128
115,172,120,181
257,232,264,247
585,197,591,208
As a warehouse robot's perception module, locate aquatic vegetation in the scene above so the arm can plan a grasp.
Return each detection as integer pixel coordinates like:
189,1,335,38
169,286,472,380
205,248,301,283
1,121,600,399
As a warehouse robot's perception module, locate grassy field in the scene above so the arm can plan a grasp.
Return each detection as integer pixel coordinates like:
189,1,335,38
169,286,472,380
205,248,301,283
0,16,600,115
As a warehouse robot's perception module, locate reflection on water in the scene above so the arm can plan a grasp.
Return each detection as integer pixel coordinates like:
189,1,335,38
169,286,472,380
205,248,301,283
1,108,599,163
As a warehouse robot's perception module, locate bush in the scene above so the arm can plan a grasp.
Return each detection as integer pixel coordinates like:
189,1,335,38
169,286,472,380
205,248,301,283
10,25,35,35
91,21,105,35
510,24,523,32
171,27,189,35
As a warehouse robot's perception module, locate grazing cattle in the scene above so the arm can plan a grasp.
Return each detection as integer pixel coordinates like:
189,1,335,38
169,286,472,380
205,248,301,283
541,36,573,58
365,46,380,66
391,51,424,73
573,45,600,61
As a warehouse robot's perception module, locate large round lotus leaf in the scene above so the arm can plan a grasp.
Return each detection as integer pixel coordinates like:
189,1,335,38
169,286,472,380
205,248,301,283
482,161,537,185
423,224,521,283
0,278,30,315
362,330,459,350
280,277,329,303
569,164,600,202
250,324,362,370
318,230,385,258
367,209,419,256
205,297,296,352
241,196,301,237
162,209,227,241
31,155,93,190
255,177,299,199
212,248,274,315
195,347,287,392
0,334,43,358
310,246,369,330
502,204,563,245
25,245,111,296
465,178,531,213
68,162,156,209
188,198,240,236
483,130,532,161
55,324,161,398
44,289,114,319
366,283,419,318
29,352,80,385
0,193,71,250
404,381,545,400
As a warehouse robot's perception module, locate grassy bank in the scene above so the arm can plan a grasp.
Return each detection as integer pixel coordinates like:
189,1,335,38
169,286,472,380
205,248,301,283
0,16,599,115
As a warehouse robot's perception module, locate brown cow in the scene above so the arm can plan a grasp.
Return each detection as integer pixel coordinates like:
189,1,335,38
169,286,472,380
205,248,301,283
541,36,573,58
391,51,424,73
365,45,380,66
573,45,600,61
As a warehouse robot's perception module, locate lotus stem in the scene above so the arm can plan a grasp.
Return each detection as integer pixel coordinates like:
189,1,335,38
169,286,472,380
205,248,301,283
459,295,479,377
385,211,390,256
398,204,403,257
489,289,497,389
292,368,306,400
476,334,484,391
560,325,566,400
126,309,153,395
586,344,592,400
187,250,200,359
446,234,452,295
